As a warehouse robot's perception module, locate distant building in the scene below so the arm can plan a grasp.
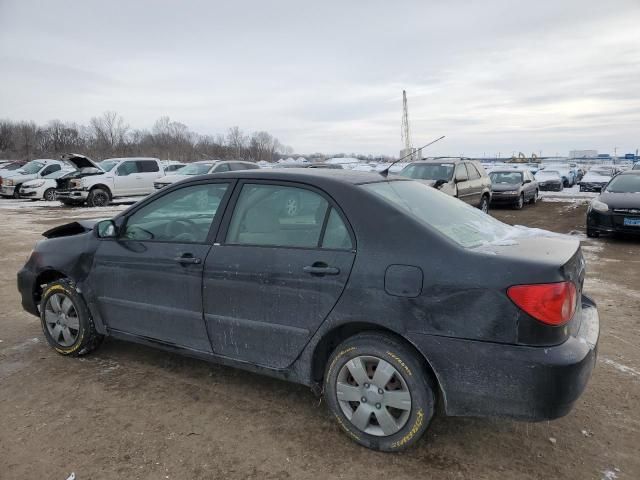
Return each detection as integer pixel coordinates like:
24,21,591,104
569,150,598,159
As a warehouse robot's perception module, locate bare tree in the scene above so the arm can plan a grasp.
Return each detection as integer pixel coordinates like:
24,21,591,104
226,126,247,159
14,121,41,160
90,111,129,154
0,120,15,153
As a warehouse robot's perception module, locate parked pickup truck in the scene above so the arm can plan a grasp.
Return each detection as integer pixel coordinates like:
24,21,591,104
56,155,164,207
0,159,69,198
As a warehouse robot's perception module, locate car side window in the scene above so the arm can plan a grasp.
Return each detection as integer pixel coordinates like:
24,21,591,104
41,164,61,176
122,183,229,243
137,160,160,172
322,208,353,250
226,184,329,248
117,161,139,176
465,163,481,180
455,163,468,181
213,163,230,173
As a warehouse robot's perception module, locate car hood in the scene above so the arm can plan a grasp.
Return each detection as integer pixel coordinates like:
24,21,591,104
581,173,611,183
156,174,190,184
61,153,101,170
598,192,640,209
536,176,561,182
42,219,102,239
492,183,521,192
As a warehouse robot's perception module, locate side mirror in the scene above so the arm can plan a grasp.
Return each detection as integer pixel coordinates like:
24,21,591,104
96,219,118,238
455,174,468,183
433,179,447,189
523,179,531,184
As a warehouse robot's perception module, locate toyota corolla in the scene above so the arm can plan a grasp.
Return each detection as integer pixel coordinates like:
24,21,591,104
17,169,599,452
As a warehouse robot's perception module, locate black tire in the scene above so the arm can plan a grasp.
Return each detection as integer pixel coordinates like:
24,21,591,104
586,227,599,238
579,186,584,192
43,188,56,201
479,195,489,214
324,333,436,452
529,190,538,205
39,279,103,356
12,184,21,199
514,194,524,210
87,187,110,207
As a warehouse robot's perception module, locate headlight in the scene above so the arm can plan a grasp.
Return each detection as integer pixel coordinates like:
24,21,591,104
590,199,609,212
70,179,82,188
29,181,45,188
5,179,14,186
502,190,519,194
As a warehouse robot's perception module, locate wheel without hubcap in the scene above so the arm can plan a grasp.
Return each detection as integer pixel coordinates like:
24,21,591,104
336,355,412,436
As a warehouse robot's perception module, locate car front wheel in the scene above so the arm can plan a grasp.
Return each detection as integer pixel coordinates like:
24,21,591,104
40,279,103,356
324,333,435,452
87,188,110,207
479,195,489,213
43,188,56,201
514,193,524,210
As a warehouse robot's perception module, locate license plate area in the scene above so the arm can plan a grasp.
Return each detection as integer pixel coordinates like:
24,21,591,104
623,217,640,226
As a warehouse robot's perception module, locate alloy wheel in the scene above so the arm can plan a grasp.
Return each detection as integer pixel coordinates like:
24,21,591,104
92,191,109,207
44,189,56,201
44,293,80,347
336,355,412,436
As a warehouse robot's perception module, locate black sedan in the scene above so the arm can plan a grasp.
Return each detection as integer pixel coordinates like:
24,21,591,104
489,169,539,209
17,169,599,452
587,170,640,237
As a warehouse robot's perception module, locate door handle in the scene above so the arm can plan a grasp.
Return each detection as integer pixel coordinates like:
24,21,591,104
303,262,340,276
174,253,202,265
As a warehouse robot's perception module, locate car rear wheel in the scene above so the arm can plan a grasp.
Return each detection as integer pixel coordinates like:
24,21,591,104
43,188,56,201
87,188,110,207
479,195,489,214
40,279,103,356
324,333,435,452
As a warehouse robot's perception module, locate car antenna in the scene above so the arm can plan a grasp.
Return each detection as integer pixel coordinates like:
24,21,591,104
379,135,446,177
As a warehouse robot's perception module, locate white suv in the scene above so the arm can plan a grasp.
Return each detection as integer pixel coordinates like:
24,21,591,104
56,156,164,207
0,159,69,198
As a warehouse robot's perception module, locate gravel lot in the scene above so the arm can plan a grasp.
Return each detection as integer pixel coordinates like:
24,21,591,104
0,198,638,480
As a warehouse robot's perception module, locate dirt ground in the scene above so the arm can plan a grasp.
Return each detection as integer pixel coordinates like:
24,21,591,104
0,199,638,480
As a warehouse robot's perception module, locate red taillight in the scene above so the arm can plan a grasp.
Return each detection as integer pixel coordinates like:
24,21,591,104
507,281,577,326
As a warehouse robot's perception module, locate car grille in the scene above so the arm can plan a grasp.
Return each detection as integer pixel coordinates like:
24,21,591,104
613,208,640,214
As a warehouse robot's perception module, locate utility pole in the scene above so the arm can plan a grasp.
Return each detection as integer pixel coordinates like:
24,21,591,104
400,90,415,160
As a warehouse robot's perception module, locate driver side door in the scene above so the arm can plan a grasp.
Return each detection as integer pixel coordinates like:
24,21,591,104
88,180,233,352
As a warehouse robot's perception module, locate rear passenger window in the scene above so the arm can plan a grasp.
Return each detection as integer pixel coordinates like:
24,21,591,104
41,164,61,176
465,163,481,180
227,184,329,248
214,163,230,173
137,161,160,172
117,162,139,176
322,208,353,250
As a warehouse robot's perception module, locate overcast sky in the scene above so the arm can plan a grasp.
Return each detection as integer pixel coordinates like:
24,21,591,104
1,0,639,157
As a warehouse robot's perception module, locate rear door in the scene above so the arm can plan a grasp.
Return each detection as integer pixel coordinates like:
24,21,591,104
113,161,141,196
136,160,162,194
464,162,483,206
202,181,356,368
454,163,472,204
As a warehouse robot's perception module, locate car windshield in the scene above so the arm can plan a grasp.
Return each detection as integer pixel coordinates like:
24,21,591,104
363,180,512,248
399,163,454,181
20,161,45,174
605,175,640,193
179,163,214,175
99,160,117,172
44,170,70,179
489,172,523,184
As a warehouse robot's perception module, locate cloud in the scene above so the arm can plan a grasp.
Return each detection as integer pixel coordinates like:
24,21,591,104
0,0,639,156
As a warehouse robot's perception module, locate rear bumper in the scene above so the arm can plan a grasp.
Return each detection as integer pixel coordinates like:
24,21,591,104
408,295,599,420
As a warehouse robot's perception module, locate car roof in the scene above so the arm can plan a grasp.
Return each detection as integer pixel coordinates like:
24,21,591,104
408,157,469,165
490,169,524,174
616,170,640,176
104,157,160,162
194,167,398,186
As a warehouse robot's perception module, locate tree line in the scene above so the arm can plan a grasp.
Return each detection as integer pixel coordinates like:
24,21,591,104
0,111,294,163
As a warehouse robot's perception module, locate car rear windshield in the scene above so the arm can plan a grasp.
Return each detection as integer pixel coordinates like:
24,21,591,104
399,163,454,181
179,163,214,175
605,175,640,193
489,171,523,184
363,180,512,248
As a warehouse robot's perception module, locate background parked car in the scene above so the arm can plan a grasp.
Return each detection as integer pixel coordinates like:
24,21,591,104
0,159,68,198
399,158,492,212
542,164,576,187
56,156,164,206
154,160,259,189
489,169,538,209
579,166,617,192
160,160,187,173
535,170,564,191
19,168,75,201
633,162,640,170
587,170,640,237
